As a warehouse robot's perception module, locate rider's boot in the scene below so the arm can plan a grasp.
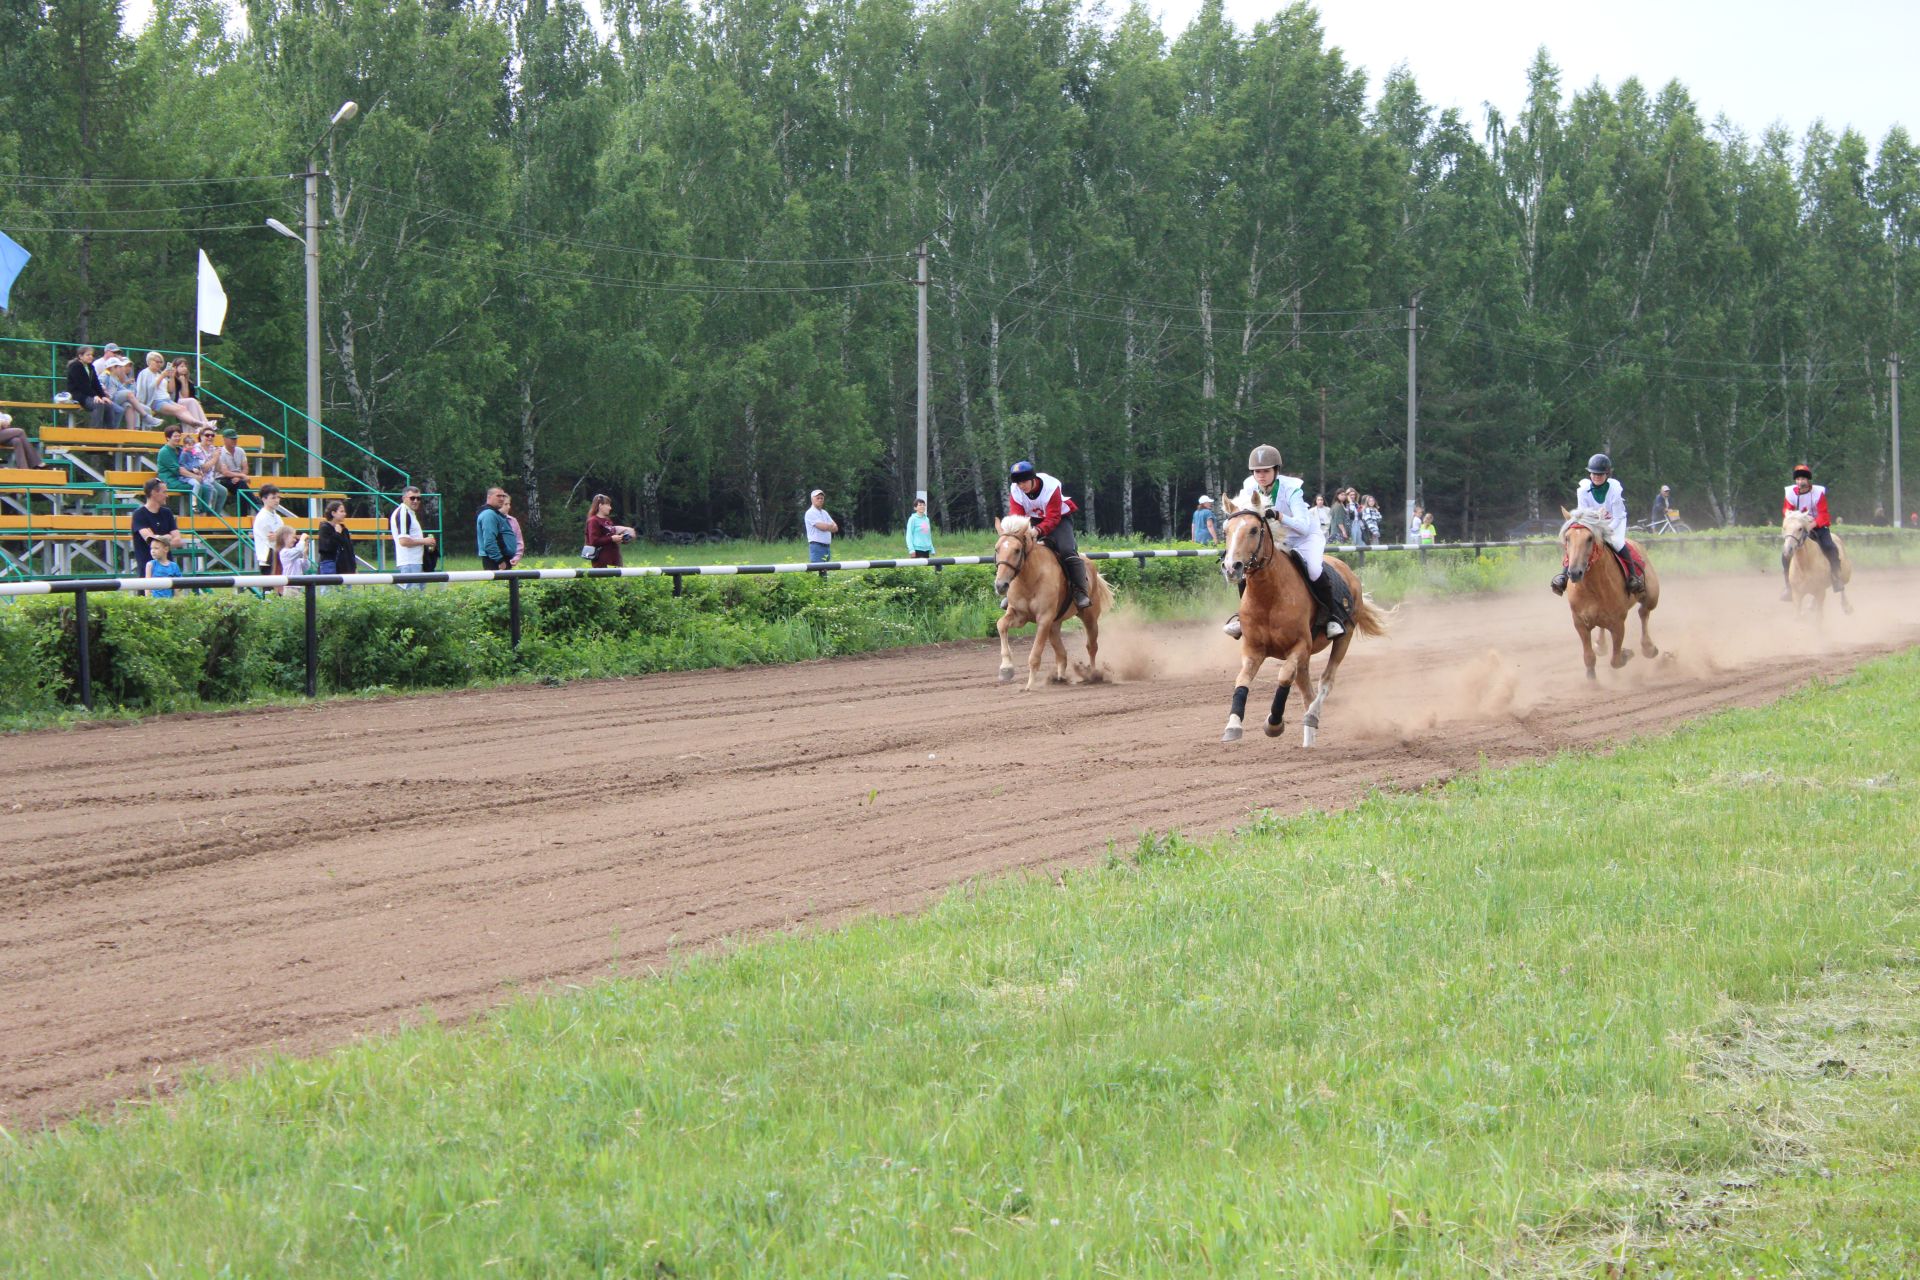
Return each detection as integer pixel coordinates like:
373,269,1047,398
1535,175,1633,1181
1063,554,1094,612
1306,569,1347,637
1550,569,1569,596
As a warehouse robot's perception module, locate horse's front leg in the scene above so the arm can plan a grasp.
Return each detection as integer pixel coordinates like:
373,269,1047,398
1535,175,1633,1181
996,610,1023,684
1608,618,1631,669
1024,619,1053,692
1048,625,1070,685
1302,634,1349,748
1263,653,1301,739
1577,619,1597,681
1222,652,1265,742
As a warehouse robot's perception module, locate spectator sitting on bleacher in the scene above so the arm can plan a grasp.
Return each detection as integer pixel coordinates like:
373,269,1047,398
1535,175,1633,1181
130,478,182,591
182,426,230,516
65,346,114,429
252,484,287,576
137,351,212,434
154,424,185,493
0,411,43,470
146,536,184,598
215,426,250,499
167,359,215,432
101,355,159,429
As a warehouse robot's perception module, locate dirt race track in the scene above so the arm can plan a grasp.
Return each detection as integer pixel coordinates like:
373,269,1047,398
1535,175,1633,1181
5,567,1918,1128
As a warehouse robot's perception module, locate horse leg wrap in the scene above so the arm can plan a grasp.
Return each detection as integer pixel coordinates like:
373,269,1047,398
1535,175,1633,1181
1268,682,1290,725
1230,686,1250,721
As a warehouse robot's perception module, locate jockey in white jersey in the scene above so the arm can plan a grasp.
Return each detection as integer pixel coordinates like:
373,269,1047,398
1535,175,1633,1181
1781,462,1850,608
1007,459,1093,610
1551,452,1646,595
1222,443,1348,640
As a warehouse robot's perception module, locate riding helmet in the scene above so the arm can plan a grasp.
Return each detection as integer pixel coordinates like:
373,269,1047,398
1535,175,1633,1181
1248,444,1282,470
1792,462,1813,479
1586,453,1612,474
1009,460,1037,481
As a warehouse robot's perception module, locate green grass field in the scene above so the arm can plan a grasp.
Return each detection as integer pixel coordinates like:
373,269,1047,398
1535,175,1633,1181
4,652,1918,1275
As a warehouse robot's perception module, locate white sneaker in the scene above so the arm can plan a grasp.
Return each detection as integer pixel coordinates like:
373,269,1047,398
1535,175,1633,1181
1222,615,1242,640
1325,620,1345,637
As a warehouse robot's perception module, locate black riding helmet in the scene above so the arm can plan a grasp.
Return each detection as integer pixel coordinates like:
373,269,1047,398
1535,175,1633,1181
1586,453,1612,475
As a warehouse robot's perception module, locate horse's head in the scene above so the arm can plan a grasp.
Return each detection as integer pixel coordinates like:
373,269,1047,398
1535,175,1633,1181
1781,508,1813,556
1559,506,1603,582
1219,492,1273,583
993,515,1033,597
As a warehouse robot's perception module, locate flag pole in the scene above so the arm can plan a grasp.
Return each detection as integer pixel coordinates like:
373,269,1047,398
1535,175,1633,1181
195,246,203,383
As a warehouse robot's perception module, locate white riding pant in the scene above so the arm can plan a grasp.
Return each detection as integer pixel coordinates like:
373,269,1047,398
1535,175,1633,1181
1283,527,1326,580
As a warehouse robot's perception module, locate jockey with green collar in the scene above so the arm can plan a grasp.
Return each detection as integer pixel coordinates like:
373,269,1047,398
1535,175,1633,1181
1551,453,1646,596
1222,443,1349,640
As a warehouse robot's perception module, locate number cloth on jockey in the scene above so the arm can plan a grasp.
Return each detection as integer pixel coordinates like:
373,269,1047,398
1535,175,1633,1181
1575,476,1629,551
1007,472,1079,537
1783,484,1832,528
1236,470,1325,580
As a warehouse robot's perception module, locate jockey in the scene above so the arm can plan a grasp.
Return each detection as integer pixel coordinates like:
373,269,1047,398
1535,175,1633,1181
1781,463,1849,604
1223,443,1349,640
1008,460,1093,610
1551,452,1645,596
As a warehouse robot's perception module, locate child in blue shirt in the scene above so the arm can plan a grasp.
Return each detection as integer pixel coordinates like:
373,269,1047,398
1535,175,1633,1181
148,538,184,597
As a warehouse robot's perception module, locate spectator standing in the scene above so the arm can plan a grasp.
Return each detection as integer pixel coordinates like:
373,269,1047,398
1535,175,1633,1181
584,493,636,568
0,412,42,470
214,427,251,501
65,346,113,429
476,487,518,570
146,537,183,598
273,526,310,579
314,499,355,577
905,497,936,557
1329,490,1350,544
251,484,288,577
501,493,527,567
1190,495,1219,545
390,486,436,586
1310,494,1332,538
129,478,182,586
1419,511,1438,545
803,488,837,563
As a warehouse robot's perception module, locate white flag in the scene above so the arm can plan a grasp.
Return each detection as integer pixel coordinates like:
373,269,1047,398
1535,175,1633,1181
196,249,228,336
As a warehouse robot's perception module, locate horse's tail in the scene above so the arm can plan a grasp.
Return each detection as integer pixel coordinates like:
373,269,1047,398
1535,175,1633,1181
1349,591,1389,637
1092,564,1116,613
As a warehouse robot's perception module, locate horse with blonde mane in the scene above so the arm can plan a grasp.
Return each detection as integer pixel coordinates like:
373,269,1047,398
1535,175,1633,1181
1781,508,1852,620
1559,507,1660,679
992,515,1113,689
1217,491,1386,746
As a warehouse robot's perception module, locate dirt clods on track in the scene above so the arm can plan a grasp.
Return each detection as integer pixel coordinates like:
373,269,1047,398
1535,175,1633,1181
5,568,1918,1128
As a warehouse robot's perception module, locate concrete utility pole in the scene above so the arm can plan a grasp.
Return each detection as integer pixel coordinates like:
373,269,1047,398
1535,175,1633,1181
1318,386,1327,499
915,242,931,503
1404,294,1419,546
1893,352,1904,528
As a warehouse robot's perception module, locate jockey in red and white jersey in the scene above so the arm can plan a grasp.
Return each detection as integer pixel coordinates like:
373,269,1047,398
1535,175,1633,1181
1008,460,1093,609
1781,463,1849,605
1552,452,1646,595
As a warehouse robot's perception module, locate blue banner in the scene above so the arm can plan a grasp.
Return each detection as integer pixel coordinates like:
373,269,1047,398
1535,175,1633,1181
0,229,30,310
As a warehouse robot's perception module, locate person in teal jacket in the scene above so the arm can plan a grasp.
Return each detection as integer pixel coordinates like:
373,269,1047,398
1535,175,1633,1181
476,487,519,570
905,497,935,558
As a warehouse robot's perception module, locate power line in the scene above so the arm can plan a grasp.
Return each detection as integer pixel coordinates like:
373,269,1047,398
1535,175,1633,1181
945,258,1402,319
1433,310,1865,374
0,222,264,234
5,196,290,216
0,173,289,188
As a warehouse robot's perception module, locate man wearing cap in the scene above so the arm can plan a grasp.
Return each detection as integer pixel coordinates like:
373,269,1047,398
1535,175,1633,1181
804,489,838,563
1007,460,1093,610
1782,463,1850,610
1190,495,1219,545
214,426,251,501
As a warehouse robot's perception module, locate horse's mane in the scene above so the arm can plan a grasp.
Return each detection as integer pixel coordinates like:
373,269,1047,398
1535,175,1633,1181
1223,489,1269,515
999,514,1032,536
1781,508,1814,533
1561,508,1609,538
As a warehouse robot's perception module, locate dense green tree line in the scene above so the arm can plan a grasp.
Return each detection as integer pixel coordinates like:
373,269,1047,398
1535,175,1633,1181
2,0,1914,544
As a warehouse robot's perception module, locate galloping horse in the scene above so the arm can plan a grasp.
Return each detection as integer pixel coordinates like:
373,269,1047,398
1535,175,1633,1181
1217,492,1386,746
1559,508,1660,679
1781,509,1852,620
992,515,1113,690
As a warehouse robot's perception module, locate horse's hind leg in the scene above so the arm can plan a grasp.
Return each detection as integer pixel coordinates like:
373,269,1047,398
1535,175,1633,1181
1608,619,1632,669
1264,653,1303,739
1577,621,1597,680
1048,626,1070,684
1303,635,1350,748
1222,652,1265,742
1638,601,1659,658
1078,613,1103,683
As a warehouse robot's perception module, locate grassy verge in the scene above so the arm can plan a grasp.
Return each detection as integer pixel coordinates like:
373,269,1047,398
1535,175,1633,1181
4,651,1917,1276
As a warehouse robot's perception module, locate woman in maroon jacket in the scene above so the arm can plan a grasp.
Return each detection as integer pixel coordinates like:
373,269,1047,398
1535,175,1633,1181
584,493,637,567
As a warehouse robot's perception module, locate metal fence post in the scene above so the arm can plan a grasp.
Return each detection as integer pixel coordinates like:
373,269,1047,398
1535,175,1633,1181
508,577,522,650
304,583,318,698
75,590,93,711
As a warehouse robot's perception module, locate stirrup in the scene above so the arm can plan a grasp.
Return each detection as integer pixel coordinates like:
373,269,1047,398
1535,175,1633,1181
1223,614,1242,639
1073,593,1092,610
1626,575,1646,594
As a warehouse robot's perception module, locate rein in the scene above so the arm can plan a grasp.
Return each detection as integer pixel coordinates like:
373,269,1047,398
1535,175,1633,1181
1783,522,1811,556
1223,509,1277,576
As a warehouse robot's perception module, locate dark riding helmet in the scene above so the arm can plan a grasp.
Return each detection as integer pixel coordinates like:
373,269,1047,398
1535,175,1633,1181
1586,453,1612,474
1792,462,1813,479
1009,460,1037,481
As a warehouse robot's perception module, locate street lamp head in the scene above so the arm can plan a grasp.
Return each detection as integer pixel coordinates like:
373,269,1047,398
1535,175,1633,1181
331,101,358,127
265,217,301,241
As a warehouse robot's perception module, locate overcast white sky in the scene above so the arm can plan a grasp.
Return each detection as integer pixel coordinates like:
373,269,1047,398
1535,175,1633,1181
127,0,1911,149
1154,0,1912,147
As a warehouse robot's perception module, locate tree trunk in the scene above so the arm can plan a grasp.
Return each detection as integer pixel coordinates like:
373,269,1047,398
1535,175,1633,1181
1121,304,1137,536
1199,280,1218,498
517,378,544,548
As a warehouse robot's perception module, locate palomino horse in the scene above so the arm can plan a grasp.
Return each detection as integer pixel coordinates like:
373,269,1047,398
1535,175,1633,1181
1217,493,1386,746
1559,508,1660,679
1782,509,1852,620
992,515,1113,690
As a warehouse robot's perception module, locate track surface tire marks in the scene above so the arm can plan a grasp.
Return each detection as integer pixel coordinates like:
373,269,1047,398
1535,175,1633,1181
4,569,1918,1128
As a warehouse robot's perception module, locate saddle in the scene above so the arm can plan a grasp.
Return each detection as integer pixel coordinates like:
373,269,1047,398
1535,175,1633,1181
1286,550,1351,634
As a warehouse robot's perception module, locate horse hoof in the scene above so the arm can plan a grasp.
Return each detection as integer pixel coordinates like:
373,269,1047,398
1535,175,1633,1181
1643,645,1659,658
1302,726,1318,748
1585,667,1597,681
1222,725,1243,743
997,667,1015,685
1263,719,1284,738
1048,674,1069,686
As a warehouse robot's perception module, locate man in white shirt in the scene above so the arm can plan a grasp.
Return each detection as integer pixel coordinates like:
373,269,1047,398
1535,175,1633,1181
803,489,838,563
389,486,436,587
251,484,288,574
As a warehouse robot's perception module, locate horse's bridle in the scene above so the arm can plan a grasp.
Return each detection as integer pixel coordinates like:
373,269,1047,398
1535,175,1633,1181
994,532,1031,580
1783,521,1811,556
1222,509,1277,576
